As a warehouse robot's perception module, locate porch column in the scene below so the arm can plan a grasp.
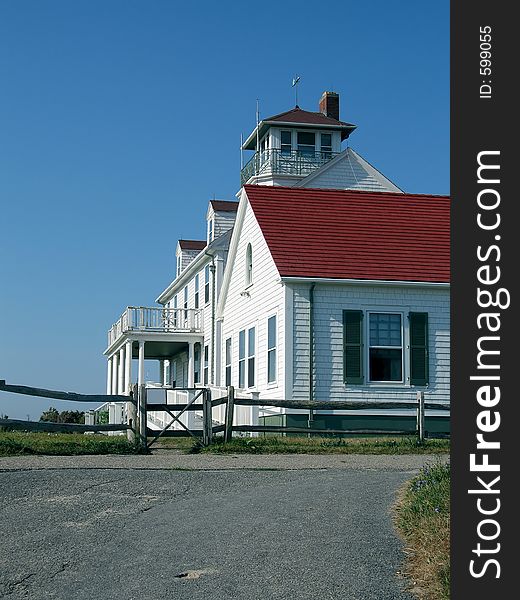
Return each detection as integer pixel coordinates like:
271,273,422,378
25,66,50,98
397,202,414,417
159,360,165,386
187,341,195,388
125,341,132,395
106,357,113,394
118,347,125,395
112,354,118,396
138,340,145,387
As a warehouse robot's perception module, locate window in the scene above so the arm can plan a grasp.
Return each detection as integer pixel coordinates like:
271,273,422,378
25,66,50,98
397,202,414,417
171,361,177,388
245,243,253,287
225,338,232,387
369,313,403,382
176,254,181,277
343,310,430,386
194,274,200,309
203,345,209,385
247,327,256,388
208,219,214,243
238,330,245,388
321,133,332,158
204,265,210,304
173,294,178,327
194,343,201,384
281,130,292,155
183,285,188,320
267,315,277,383
297,131,315,157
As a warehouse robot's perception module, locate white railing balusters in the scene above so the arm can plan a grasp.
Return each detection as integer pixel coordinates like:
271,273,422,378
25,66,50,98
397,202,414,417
107,306,202,347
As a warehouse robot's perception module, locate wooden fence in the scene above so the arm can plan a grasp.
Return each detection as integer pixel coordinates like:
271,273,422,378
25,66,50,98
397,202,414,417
216,387,447,444
0,379,133,437
1,379,448,450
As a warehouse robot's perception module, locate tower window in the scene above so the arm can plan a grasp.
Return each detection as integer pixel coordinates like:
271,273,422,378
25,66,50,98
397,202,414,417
281,130,292,155
297,131,315,156
321,133,332,158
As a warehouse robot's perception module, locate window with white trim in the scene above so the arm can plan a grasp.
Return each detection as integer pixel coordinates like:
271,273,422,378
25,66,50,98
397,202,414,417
297,131,315,157
194,274,200,309
368,313,403,382
183,285,188,320
204,265,210,304
203,345,209,385
247,327,256,388
208,219,214,243
194,343,201,384
321,133,332,158
280,130,292,155
238,330,245,388
267,315,277,383
225,337,232,387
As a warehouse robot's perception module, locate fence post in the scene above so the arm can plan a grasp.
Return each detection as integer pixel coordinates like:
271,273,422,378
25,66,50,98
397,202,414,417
202,388,213,446
137,384,147,451
417,391,425,443
127,385,138,444
224,385,235,443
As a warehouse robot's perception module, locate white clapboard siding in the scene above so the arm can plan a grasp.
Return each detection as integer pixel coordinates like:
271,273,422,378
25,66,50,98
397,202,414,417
298,148,401,192
221,200,286,399
291,283,450,404
213,210,236,239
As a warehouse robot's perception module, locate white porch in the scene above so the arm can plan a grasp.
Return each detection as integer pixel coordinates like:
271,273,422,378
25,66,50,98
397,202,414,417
104,306,204,396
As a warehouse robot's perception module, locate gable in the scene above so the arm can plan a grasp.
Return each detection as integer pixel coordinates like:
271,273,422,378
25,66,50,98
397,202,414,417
296,148,402,193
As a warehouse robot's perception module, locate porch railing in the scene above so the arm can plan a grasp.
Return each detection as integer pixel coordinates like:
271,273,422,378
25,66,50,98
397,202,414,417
108,307,202,347
240,148,340,184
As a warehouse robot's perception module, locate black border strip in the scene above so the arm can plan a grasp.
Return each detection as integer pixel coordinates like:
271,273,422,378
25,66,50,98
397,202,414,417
451,1,517,596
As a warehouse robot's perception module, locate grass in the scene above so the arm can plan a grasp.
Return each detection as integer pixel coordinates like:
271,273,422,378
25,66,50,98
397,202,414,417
199,435,450,455
395,461,450,600
0,431,140,456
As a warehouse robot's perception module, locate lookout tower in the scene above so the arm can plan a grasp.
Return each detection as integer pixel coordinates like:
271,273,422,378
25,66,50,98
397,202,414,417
240,91,356,186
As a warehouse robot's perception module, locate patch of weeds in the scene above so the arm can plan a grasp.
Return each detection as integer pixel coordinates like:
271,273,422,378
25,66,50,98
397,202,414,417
0,432,139,456
395,461,450,600
202,435,450,455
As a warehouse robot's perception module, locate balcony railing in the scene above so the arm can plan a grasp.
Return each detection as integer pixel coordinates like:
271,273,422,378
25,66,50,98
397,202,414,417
108,307,202,347
240,148,340,185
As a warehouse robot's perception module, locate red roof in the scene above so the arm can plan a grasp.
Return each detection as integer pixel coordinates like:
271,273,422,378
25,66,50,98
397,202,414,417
244,185,450,283
178,239,206,251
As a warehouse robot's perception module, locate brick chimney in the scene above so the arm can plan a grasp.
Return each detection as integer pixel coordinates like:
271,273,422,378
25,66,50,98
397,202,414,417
319,91,340,121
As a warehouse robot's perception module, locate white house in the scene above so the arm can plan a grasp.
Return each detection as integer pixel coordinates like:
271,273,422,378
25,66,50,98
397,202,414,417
103,91,450,433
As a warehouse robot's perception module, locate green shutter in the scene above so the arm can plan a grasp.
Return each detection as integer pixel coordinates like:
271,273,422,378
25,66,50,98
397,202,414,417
343,310,364,384
409,312,429,386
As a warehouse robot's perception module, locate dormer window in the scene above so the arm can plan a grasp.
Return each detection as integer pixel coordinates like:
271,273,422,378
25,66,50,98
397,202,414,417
208,218,214,243
297,131,315,157
281,130,292,155
245,243,253,287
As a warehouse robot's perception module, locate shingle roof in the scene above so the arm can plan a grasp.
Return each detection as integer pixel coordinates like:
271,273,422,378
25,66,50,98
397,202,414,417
178,240,207,251
210,200,239,212
265,106,354,129
244,185,450,283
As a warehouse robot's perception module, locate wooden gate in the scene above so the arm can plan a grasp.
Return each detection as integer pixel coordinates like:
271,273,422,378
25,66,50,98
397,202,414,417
143,386,214,449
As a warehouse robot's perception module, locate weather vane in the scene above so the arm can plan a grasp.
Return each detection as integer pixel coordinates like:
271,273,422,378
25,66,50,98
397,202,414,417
292,75,300,106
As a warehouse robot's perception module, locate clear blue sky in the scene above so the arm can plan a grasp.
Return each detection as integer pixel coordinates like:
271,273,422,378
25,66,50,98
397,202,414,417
0,0,449,419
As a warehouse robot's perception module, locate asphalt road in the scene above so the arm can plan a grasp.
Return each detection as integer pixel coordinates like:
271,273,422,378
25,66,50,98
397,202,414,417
0,454,436,599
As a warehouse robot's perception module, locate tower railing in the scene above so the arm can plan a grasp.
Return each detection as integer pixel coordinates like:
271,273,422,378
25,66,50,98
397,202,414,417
240,148,340,184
